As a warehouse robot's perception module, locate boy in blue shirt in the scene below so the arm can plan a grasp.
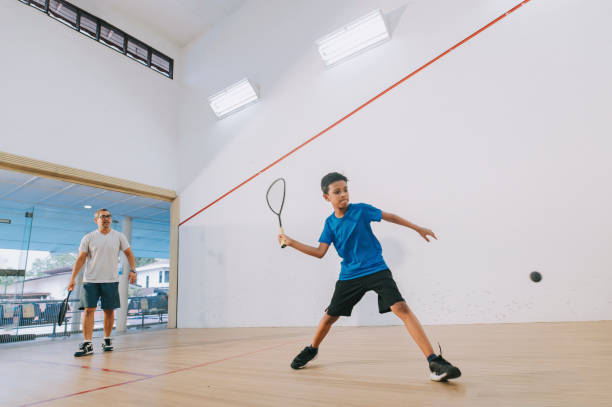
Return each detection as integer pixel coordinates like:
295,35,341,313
279,172,461,382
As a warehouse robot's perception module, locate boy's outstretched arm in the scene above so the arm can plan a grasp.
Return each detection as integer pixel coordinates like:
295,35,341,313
381,211,437,242
278,233,330,258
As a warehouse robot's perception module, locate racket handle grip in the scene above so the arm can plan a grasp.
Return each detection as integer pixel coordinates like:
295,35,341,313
279,227,287,249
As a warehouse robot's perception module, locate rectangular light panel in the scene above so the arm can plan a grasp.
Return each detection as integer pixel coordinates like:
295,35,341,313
316,9,390,67
208,79,259,118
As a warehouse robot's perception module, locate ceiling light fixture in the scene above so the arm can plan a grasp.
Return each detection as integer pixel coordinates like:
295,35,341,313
316,9,390,67
208,78,259,119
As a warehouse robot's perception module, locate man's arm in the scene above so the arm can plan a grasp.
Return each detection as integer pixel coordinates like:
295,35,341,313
381,211,437,242
123,247,137,284
278,233,330,258
67,252,88,291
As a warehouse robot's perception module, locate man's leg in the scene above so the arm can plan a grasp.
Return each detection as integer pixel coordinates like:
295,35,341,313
99,282,119,351
103,309,114,338
82,307,96,341
75,307,96,357
101,308,116,351
390,301,434,357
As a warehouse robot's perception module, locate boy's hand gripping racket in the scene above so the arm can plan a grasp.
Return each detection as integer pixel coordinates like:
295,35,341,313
266,178,287,248
57,290,72,326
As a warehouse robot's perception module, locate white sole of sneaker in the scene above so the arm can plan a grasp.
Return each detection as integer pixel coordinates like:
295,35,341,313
430,368,461,382
430,372,447,382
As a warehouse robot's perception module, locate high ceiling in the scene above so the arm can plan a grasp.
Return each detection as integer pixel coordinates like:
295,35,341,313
0,168,170,258
97,0,246,47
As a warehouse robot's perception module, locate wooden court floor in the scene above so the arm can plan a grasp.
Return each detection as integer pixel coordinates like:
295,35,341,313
2,321,610,407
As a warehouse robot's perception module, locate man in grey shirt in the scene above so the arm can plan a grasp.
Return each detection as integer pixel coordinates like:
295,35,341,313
68,208,136,357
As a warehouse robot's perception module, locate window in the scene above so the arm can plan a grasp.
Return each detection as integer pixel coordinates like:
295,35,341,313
29,0,48,12
18,0,173,79
49,0,77,29
164,270,169,283
100,22,125,53
145,275,149,288
79,12,98,39
151,52,173,78
127,38,148,65
158,271,162,284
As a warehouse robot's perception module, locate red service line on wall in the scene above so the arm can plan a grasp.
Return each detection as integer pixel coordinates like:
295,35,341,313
180,0,531,226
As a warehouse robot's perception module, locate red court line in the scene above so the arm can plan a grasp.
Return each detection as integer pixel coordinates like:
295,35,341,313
18,340,299,407
12,358,153,377
155,341,296,376
18,377,151,407
179,0,531,227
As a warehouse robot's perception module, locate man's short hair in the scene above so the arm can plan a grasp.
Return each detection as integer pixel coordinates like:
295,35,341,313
321,172,348,194
94,208,111,218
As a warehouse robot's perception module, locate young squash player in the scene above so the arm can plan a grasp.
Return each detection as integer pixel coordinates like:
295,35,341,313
279,172,461,381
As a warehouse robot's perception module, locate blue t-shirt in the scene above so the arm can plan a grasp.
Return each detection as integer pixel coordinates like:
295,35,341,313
319,203,388,280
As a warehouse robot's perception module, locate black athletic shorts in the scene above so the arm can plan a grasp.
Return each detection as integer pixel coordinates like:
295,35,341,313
326,269,405,317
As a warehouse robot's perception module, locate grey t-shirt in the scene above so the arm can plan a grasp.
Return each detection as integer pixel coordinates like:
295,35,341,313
79,229,130,283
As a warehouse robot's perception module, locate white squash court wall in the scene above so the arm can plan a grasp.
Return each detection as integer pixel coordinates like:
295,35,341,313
0,0,179,190
176,0,612,328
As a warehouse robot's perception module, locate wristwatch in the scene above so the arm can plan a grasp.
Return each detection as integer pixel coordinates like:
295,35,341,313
129,269,136,274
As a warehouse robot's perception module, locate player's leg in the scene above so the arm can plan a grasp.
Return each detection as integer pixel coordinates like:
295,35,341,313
390,301,434,356
291,312,339,369
312,312,339,347
103,309,114,337
100,282,120,352
82,307,96,340
373,270,462,381
390,301,461,381
75,283,99,357
291,278,364,369
74,307,96,357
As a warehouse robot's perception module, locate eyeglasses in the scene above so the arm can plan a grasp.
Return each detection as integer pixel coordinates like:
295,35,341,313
97,214,112,219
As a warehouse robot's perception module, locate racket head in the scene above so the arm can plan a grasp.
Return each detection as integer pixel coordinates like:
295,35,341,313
57,290,72,326
265,177,286,220
266,178,288,248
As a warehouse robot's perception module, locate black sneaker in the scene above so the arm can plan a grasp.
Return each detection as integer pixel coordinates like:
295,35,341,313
429,348,461,382
101,338,114,352
74,342,93,357
291,346,318,369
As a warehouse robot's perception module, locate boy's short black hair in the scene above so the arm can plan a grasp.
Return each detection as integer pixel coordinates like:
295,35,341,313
321,172,348,194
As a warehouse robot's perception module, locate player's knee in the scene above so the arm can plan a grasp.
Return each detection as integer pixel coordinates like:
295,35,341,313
323,313,339,325
391,301,410,317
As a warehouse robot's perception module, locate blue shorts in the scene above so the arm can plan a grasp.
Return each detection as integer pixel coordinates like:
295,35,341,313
80,282,120,310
